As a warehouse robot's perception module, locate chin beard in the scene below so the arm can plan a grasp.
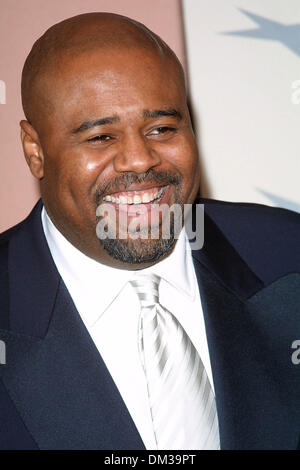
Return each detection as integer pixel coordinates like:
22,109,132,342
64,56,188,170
96,172,186,264
98,215,177,264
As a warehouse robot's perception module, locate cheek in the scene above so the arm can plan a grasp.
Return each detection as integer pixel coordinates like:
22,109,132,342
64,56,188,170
86,160,101,172
44,149,107,191
167,137,199,179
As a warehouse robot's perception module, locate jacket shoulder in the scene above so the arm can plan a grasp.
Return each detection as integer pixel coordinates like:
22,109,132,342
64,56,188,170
0,235,10,330
201,198,300,283
0,220,24,246
0,216,34,330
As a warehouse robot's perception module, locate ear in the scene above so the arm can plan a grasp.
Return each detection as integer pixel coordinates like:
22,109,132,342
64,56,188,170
20,120,45,179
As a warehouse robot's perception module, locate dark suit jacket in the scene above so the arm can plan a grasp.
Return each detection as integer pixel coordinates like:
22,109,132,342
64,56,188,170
0,199,299,450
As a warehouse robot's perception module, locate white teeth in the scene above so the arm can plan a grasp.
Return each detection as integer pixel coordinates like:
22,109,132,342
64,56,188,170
142,193,151,203
103,187,165,205
133,195,142,204
119,196,127,204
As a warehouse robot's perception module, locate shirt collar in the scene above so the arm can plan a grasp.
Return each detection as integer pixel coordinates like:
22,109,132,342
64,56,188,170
41,206,195,326
139,228,195,300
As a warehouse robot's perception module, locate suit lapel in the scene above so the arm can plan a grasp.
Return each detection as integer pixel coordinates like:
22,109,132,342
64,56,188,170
2,280,145,449
191,209,264,301
2,200,145,449
192,211,300,449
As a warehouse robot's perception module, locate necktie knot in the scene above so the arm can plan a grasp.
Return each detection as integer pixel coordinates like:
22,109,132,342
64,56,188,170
130,274,160,308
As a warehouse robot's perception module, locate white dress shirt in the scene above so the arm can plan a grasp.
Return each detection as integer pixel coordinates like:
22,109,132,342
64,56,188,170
41,206,214,450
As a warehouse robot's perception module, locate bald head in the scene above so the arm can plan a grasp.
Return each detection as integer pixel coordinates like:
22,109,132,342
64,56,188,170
21,12,185,127
19,12,199,269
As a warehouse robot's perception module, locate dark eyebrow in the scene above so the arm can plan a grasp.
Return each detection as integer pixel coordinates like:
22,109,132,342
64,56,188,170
72,116,120,134
72,108,182,134
143,108,182,120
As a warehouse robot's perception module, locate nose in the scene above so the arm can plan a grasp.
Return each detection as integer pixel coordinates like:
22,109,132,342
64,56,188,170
113,132,161,174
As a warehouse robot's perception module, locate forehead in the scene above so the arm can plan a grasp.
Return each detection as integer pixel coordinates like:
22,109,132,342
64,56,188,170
43,47,186,127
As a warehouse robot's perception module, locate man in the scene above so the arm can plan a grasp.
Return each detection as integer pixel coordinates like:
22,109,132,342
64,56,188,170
0,12,299,450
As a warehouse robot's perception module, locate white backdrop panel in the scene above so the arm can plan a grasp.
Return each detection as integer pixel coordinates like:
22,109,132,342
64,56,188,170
182,0,300,212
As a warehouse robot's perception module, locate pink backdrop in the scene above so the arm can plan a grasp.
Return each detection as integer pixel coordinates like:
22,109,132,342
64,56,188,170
0,0,185,231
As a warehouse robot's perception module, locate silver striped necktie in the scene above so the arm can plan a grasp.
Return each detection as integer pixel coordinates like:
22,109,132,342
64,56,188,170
130,274,220,450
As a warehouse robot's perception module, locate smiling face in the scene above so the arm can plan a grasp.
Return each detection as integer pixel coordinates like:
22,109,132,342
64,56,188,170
21,45,200,269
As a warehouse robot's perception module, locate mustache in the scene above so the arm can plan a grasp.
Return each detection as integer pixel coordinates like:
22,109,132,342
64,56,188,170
94,169,182,204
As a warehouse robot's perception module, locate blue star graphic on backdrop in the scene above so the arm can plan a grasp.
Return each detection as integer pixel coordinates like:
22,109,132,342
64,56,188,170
257,188,300,213
221,8,300,56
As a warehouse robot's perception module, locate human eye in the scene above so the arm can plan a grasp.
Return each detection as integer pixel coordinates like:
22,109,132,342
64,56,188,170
147,126,178,142
149,126,177,136
87,134,112,143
